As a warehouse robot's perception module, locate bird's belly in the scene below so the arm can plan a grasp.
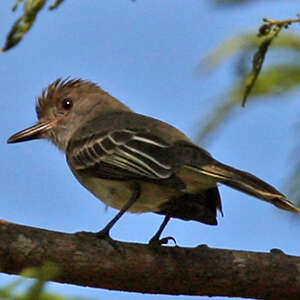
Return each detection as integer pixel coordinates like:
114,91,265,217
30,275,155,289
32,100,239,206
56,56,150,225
73,174,179,213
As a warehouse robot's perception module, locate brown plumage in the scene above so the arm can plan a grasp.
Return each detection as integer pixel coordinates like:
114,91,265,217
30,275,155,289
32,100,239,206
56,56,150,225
7,78,300,243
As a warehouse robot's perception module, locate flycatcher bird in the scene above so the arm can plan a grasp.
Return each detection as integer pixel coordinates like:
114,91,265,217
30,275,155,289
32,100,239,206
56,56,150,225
7,78,300,244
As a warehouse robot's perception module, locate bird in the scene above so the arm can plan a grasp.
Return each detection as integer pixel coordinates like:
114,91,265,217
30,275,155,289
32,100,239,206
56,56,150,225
7,78,300,244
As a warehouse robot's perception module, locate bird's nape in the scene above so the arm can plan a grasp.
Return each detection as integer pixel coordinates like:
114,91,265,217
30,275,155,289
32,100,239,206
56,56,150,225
7,78,300,245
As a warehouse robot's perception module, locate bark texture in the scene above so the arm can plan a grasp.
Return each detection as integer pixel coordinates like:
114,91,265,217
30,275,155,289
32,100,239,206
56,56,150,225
0,220,299,299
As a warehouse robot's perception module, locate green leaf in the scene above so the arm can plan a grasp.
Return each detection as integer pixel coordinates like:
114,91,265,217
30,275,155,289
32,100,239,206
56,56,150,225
201,32,300,72
21,262,60,281
21,263,60,300
2,0,47,52
200,33,259,71
0,264,82,299
12,0,25,12
242,25,282,106
48,0,64,10
0,276,25,298
196,64,300,143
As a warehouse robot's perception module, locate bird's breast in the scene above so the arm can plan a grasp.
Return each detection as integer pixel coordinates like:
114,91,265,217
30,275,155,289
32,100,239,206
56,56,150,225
71,170,180,213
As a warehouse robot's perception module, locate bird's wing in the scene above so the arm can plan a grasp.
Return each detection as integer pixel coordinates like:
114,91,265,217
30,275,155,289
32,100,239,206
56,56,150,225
67,129,175,180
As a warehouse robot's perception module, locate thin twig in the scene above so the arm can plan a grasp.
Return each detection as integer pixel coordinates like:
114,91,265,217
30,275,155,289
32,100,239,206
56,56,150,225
242,14,300,106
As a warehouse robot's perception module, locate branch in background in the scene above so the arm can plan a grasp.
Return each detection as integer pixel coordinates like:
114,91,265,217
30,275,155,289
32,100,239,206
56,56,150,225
197,30,300,144
201,32,300,72
262,15,300,29
198,17,300,208
0,220,300,299
242,22,282,106
0,263,79,300
243,15,300,105
196,64,300,144
49,0,64,10
2,0,65,52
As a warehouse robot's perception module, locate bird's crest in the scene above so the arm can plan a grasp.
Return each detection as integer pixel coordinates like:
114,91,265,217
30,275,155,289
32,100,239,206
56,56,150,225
36,78,101,119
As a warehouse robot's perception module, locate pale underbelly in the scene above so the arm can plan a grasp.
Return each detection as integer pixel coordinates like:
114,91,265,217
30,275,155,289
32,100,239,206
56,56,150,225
71,166,217,213
73,175,180,213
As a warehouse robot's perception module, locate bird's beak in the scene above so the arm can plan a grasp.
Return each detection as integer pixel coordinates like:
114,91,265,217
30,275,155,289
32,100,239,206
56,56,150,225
7,119,57,144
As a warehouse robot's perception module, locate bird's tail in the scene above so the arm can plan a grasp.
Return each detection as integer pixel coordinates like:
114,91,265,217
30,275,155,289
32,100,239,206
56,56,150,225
186,161,300,213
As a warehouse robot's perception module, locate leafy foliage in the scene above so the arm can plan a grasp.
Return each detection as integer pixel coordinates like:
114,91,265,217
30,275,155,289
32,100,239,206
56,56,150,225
200,21,300,207
242,22,281,105
198,32,300,143
0,263,82,300
196,64,300,142
49,0,64,10
243,16,300,105
2,0,65,52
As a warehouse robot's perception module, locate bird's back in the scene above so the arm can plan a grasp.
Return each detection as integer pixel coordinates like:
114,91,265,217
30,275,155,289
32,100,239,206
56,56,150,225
66,111,222,225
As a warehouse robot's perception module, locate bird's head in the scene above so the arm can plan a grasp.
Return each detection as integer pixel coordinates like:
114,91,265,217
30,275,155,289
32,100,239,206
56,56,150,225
7,78,131,151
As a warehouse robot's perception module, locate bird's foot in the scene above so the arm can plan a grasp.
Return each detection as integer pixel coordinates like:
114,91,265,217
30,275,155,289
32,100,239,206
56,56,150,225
75,229,120,250
95,229,121,249
149,236,177,246
95,228,113,240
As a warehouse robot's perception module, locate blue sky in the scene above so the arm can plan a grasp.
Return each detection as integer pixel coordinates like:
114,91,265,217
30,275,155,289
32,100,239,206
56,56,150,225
1,1,300,299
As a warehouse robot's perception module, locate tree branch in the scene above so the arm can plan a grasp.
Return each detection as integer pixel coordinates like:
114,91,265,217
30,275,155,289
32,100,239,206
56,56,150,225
0,220,299,299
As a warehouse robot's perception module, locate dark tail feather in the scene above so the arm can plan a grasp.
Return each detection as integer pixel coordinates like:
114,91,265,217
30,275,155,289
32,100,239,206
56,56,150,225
157,187,222,225
188,162,300,213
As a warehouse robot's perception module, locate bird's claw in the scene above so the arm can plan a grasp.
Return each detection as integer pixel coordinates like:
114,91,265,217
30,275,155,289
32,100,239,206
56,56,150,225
75,229,115,245
95,229,112,240
149,236,177,246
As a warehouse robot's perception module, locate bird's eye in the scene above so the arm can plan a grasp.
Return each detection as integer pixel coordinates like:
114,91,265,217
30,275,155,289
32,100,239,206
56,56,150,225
62,98,73,110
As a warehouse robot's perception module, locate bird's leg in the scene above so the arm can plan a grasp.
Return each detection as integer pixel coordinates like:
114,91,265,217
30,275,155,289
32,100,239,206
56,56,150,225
149,215,176,246
96,183,140,239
